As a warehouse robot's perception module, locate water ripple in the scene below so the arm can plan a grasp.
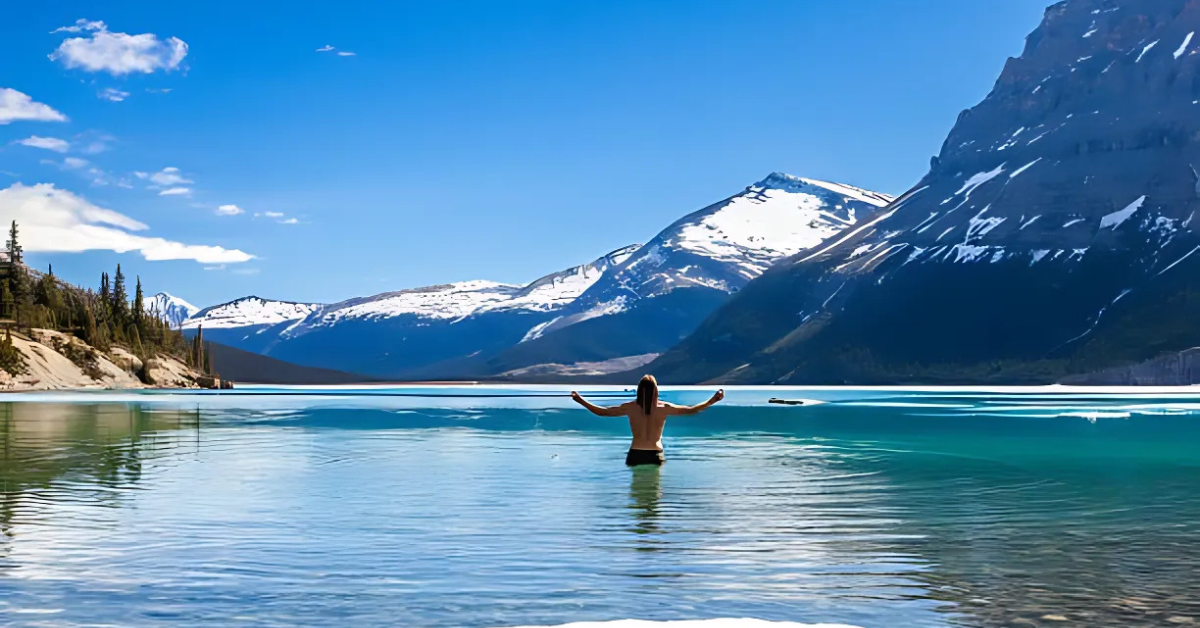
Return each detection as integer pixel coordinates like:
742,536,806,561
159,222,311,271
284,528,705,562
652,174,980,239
0,396,1198,627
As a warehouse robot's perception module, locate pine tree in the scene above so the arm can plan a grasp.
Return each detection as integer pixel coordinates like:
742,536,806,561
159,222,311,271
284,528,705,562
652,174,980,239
98,273,111,326
35,269,63,317
203,343,213,375
129,325,143,357
111,265,129,328
83,304,98,345
192,325,205,370
6,221,21,265
132,276,145,334
1,281,12,321
9,270,28,329
0,325,23,375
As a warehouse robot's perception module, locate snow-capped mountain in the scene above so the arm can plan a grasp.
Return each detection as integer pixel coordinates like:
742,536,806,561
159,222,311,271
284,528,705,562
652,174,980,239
197,174,888,380
571,173,889,318
475,174,893,378
145,292,199,329
181,297,322,354
183,296,320,329
650,0,1200,385
262,246,640,376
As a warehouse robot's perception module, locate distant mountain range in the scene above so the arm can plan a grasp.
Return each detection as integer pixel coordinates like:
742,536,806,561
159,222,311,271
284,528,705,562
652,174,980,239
647,0,1200,384
179,173,891,380
146,292,199,329
175,0,1200,386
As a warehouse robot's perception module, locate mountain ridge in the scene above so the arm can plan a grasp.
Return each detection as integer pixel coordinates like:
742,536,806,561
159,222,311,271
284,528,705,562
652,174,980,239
182,172,891,380
646,0,1200,385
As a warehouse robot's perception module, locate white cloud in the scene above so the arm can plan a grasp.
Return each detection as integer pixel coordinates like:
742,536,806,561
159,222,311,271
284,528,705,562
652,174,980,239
137,166,192,187
317,45,355,56
145,87,172,94
98,87,130,102
252,210,296,224
0,183,254,264
51,19,106,34
50,21,188,76
216,204,243,216
14,136,70,152
159,187,192,196
0,88,68,125
62,157,89,170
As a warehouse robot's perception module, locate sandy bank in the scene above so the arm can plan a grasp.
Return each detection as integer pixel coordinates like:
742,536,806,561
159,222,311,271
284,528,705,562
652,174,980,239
0,328,203,391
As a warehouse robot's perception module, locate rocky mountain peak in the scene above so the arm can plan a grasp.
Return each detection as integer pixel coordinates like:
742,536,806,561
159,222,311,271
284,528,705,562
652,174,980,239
647,0,1200,385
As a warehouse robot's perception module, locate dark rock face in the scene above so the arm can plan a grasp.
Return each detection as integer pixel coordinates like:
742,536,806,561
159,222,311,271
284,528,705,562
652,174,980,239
650,0,1200,384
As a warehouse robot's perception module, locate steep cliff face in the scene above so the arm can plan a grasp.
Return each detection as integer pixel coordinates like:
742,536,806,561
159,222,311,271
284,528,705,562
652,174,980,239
651,0,1200,384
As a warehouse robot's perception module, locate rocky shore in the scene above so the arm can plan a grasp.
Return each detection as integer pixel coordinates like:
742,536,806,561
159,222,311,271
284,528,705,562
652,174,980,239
0,328,208,391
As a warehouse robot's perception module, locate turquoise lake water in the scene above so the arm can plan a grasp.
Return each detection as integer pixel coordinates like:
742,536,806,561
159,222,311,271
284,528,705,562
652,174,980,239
1,386,1200,627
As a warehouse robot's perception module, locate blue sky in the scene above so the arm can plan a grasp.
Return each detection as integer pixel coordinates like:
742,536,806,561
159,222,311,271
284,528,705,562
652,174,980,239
1,0,1050,308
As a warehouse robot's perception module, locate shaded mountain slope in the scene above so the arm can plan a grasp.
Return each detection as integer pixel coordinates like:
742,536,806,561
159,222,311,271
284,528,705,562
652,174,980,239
650,0,1200,384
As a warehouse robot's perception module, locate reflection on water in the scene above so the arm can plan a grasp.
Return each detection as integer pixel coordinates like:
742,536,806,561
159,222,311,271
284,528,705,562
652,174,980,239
0,394,1199,627
628,466,663,538
0,404,200,543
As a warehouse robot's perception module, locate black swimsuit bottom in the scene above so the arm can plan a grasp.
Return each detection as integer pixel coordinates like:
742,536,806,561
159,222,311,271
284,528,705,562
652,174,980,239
626,449,666,467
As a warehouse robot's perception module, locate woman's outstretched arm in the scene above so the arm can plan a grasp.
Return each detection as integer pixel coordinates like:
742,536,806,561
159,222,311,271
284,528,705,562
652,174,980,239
664,390,725,416
571,391,628,417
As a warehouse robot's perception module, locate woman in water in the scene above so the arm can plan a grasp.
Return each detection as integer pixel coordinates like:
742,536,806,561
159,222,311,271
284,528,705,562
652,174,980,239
571,375,724,466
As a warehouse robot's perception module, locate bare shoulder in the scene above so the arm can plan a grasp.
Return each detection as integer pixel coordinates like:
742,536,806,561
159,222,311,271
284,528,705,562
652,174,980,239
659,402,687,415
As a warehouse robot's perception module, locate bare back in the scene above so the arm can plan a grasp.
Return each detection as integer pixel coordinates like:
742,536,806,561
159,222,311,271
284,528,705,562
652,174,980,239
569,386,723,457
620,401,684,451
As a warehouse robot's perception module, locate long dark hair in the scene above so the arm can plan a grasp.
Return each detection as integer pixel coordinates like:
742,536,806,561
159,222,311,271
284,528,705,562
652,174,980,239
635,375,658,416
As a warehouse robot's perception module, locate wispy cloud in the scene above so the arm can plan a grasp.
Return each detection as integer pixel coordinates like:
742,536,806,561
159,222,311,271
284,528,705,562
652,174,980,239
158,187,192,196
317,45,356,57
50,20,188,76
136,166,193,187
14,136,70,152
76,131,115,154
44,156,132,188
254,210,298,224
0,182,254,264
216,204,244,216
98,87,130,102
145,87,172,94
0,88,68,125
51,19,106,34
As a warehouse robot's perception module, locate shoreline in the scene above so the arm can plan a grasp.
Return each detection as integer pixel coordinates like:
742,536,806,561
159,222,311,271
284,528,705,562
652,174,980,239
0,328,208,392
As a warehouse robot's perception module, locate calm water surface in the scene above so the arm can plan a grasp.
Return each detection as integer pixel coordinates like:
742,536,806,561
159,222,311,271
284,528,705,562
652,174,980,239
1,387,1199,627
